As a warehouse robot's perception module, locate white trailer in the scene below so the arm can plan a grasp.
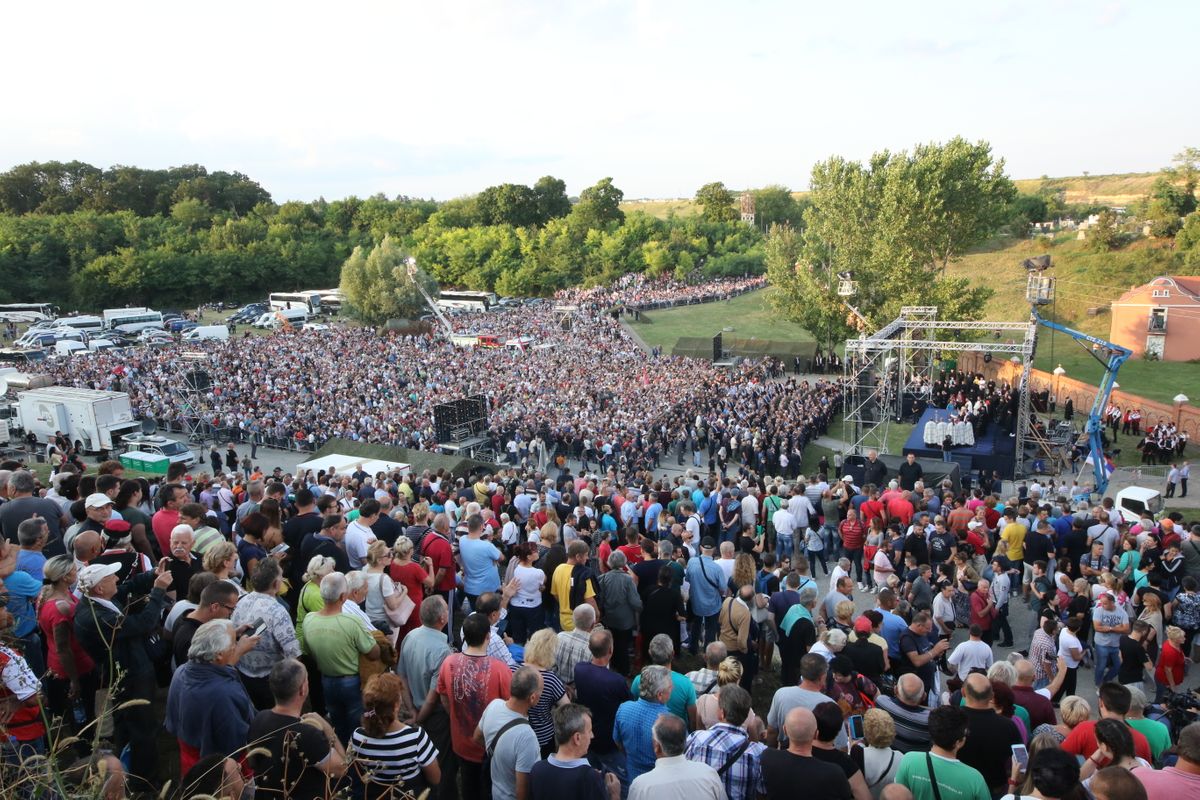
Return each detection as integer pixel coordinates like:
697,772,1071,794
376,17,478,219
13,387,141,453
181,325,230,341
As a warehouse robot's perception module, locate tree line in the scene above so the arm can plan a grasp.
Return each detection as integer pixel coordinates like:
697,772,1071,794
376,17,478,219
0,163,772,312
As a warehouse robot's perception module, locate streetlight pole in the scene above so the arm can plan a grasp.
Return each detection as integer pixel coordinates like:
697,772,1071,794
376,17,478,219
1175,393,1190,428
1053,364,1066,415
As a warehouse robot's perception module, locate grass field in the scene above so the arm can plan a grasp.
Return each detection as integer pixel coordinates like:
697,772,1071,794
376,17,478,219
1033,333,1200,406
626,288,817,351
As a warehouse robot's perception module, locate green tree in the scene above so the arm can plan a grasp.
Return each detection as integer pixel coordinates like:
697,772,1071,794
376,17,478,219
338,235,431,324
1088,209,1121,252
751,185,806,229
571,177,624,230
532,175,571,223
694,181,738,222
476,183,540,227
770,137,1010,339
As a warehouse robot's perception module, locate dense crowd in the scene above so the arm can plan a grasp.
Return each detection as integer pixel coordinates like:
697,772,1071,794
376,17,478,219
0,441,1198,799
0,274,1196,800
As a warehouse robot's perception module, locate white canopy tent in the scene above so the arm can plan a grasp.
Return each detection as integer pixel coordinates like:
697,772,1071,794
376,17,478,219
295,453,410,478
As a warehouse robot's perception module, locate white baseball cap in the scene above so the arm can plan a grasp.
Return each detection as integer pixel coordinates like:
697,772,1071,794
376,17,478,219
78,562,121,590
84,493,115,509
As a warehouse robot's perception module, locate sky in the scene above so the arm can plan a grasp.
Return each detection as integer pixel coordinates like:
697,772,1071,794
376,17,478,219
2,1,1196,203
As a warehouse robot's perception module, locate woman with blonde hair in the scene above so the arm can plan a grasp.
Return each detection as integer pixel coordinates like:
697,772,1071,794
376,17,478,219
362,540,410,635
386,536,433,643
203,540,244,596
37,554,99,732
350,672,440,797
861,708,901,798
1031,694,1090,744
522,629,570,756
729,552,756,592
694,656,764,739
1155,625,1187,702
296,555,335,646
1138,593,1163,662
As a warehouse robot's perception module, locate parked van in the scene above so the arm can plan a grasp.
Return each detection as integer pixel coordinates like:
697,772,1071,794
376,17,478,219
48,315,105,336
254,308,308,329
53,341,88,358
181,325,230,342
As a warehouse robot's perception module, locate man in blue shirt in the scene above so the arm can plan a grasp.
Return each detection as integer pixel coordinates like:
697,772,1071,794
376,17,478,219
686,538,725,655
613,665,673,785
459,514,502,610
876,589,909,660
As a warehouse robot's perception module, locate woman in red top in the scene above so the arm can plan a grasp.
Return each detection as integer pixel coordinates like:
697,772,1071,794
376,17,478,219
37,555,99,733
1154,625,1188,702
387,537,434,645
839,509,867,586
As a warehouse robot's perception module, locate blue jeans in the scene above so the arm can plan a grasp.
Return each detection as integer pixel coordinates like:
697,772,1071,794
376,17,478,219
775,533,794,563
688,612,720,655
590,748,629,800
823,524,840,556
322,675,363,745
1095,644,1121,685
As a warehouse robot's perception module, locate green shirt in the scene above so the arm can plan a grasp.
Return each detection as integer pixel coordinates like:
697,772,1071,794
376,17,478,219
629,670,698,729
294,581,325,647
1128,717,1171,761
895,751,990,800
302,612,375,677
192,525,224,555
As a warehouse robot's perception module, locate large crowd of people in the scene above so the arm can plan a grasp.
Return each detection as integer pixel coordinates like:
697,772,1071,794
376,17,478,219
0,274,1197,800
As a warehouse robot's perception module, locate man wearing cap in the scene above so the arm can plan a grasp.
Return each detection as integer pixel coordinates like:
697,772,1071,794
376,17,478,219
686,538,725,655
75,559,174,789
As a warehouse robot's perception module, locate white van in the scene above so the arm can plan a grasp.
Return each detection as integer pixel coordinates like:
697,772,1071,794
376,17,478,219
182,325,230,342
53,340,88,358
49,315,105,336
254,308,308,329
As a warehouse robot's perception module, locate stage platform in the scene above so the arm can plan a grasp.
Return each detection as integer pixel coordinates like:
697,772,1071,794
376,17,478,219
902,408,1016,479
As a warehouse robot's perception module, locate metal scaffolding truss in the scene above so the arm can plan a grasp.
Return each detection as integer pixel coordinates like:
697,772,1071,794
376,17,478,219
842,307,1037,478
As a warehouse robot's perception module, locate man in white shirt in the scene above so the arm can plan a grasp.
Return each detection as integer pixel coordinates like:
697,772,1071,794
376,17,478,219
788,493,817,533
716,542,737,585
947,624,994,681
628,713,725,800
740,487,759,535
343,499,379,569
771,502,795,563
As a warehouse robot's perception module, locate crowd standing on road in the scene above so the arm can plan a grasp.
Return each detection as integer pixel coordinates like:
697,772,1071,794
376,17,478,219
0,274,1197,800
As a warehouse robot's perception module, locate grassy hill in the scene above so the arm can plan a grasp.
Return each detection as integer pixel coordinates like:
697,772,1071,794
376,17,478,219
625,288,817,350
621,171,1169,220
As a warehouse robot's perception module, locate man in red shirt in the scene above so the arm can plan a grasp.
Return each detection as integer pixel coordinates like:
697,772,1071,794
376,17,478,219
859,489,885,529
616,527,644,565
969,578,997,644
151,483,186,558
422,514,457,640
1061,682,1153,764
435,612,512,798
886,492,915,527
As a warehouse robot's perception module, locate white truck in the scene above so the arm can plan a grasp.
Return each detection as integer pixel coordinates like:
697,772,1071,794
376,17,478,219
181,325,230,341
8,387,142,453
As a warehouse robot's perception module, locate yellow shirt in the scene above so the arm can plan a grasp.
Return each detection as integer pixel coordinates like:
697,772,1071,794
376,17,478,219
1002,523,1026,561
551,562,594,630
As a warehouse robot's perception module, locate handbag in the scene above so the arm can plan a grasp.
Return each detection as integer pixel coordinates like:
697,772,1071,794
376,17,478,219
374,572,415,627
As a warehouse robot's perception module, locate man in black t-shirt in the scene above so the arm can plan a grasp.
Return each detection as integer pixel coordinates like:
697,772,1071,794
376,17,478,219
247,658,347,799
1117,621,1155,687
760,706,850,800
899,612,947,697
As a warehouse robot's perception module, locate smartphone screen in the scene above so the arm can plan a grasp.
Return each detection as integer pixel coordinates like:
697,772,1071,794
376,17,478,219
848,715,864,740
253,621,268,637
1011,744,1028,769
270,543,289,555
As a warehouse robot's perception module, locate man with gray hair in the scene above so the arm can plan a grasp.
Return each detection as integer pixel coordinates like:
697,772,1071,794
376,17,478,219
302,571,379,744
630,633,699,730
1,469,70,556
476,665,542,800
628,713,725,799
164,619,257,775
553,602,597,686
686,641,729,696
875,673,933,753
530,703,621,798
397,594,456,799
1125,684,1172,763
614,665,674,785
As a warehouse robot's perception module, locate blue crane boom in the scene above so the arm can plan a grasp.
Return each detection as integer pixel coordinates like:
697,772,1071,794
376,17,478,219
1029,308,1131,496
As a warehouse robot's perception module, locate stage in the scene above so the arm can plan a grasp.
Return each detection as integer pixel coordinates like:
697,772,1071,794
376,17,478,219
902,407,1016,479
